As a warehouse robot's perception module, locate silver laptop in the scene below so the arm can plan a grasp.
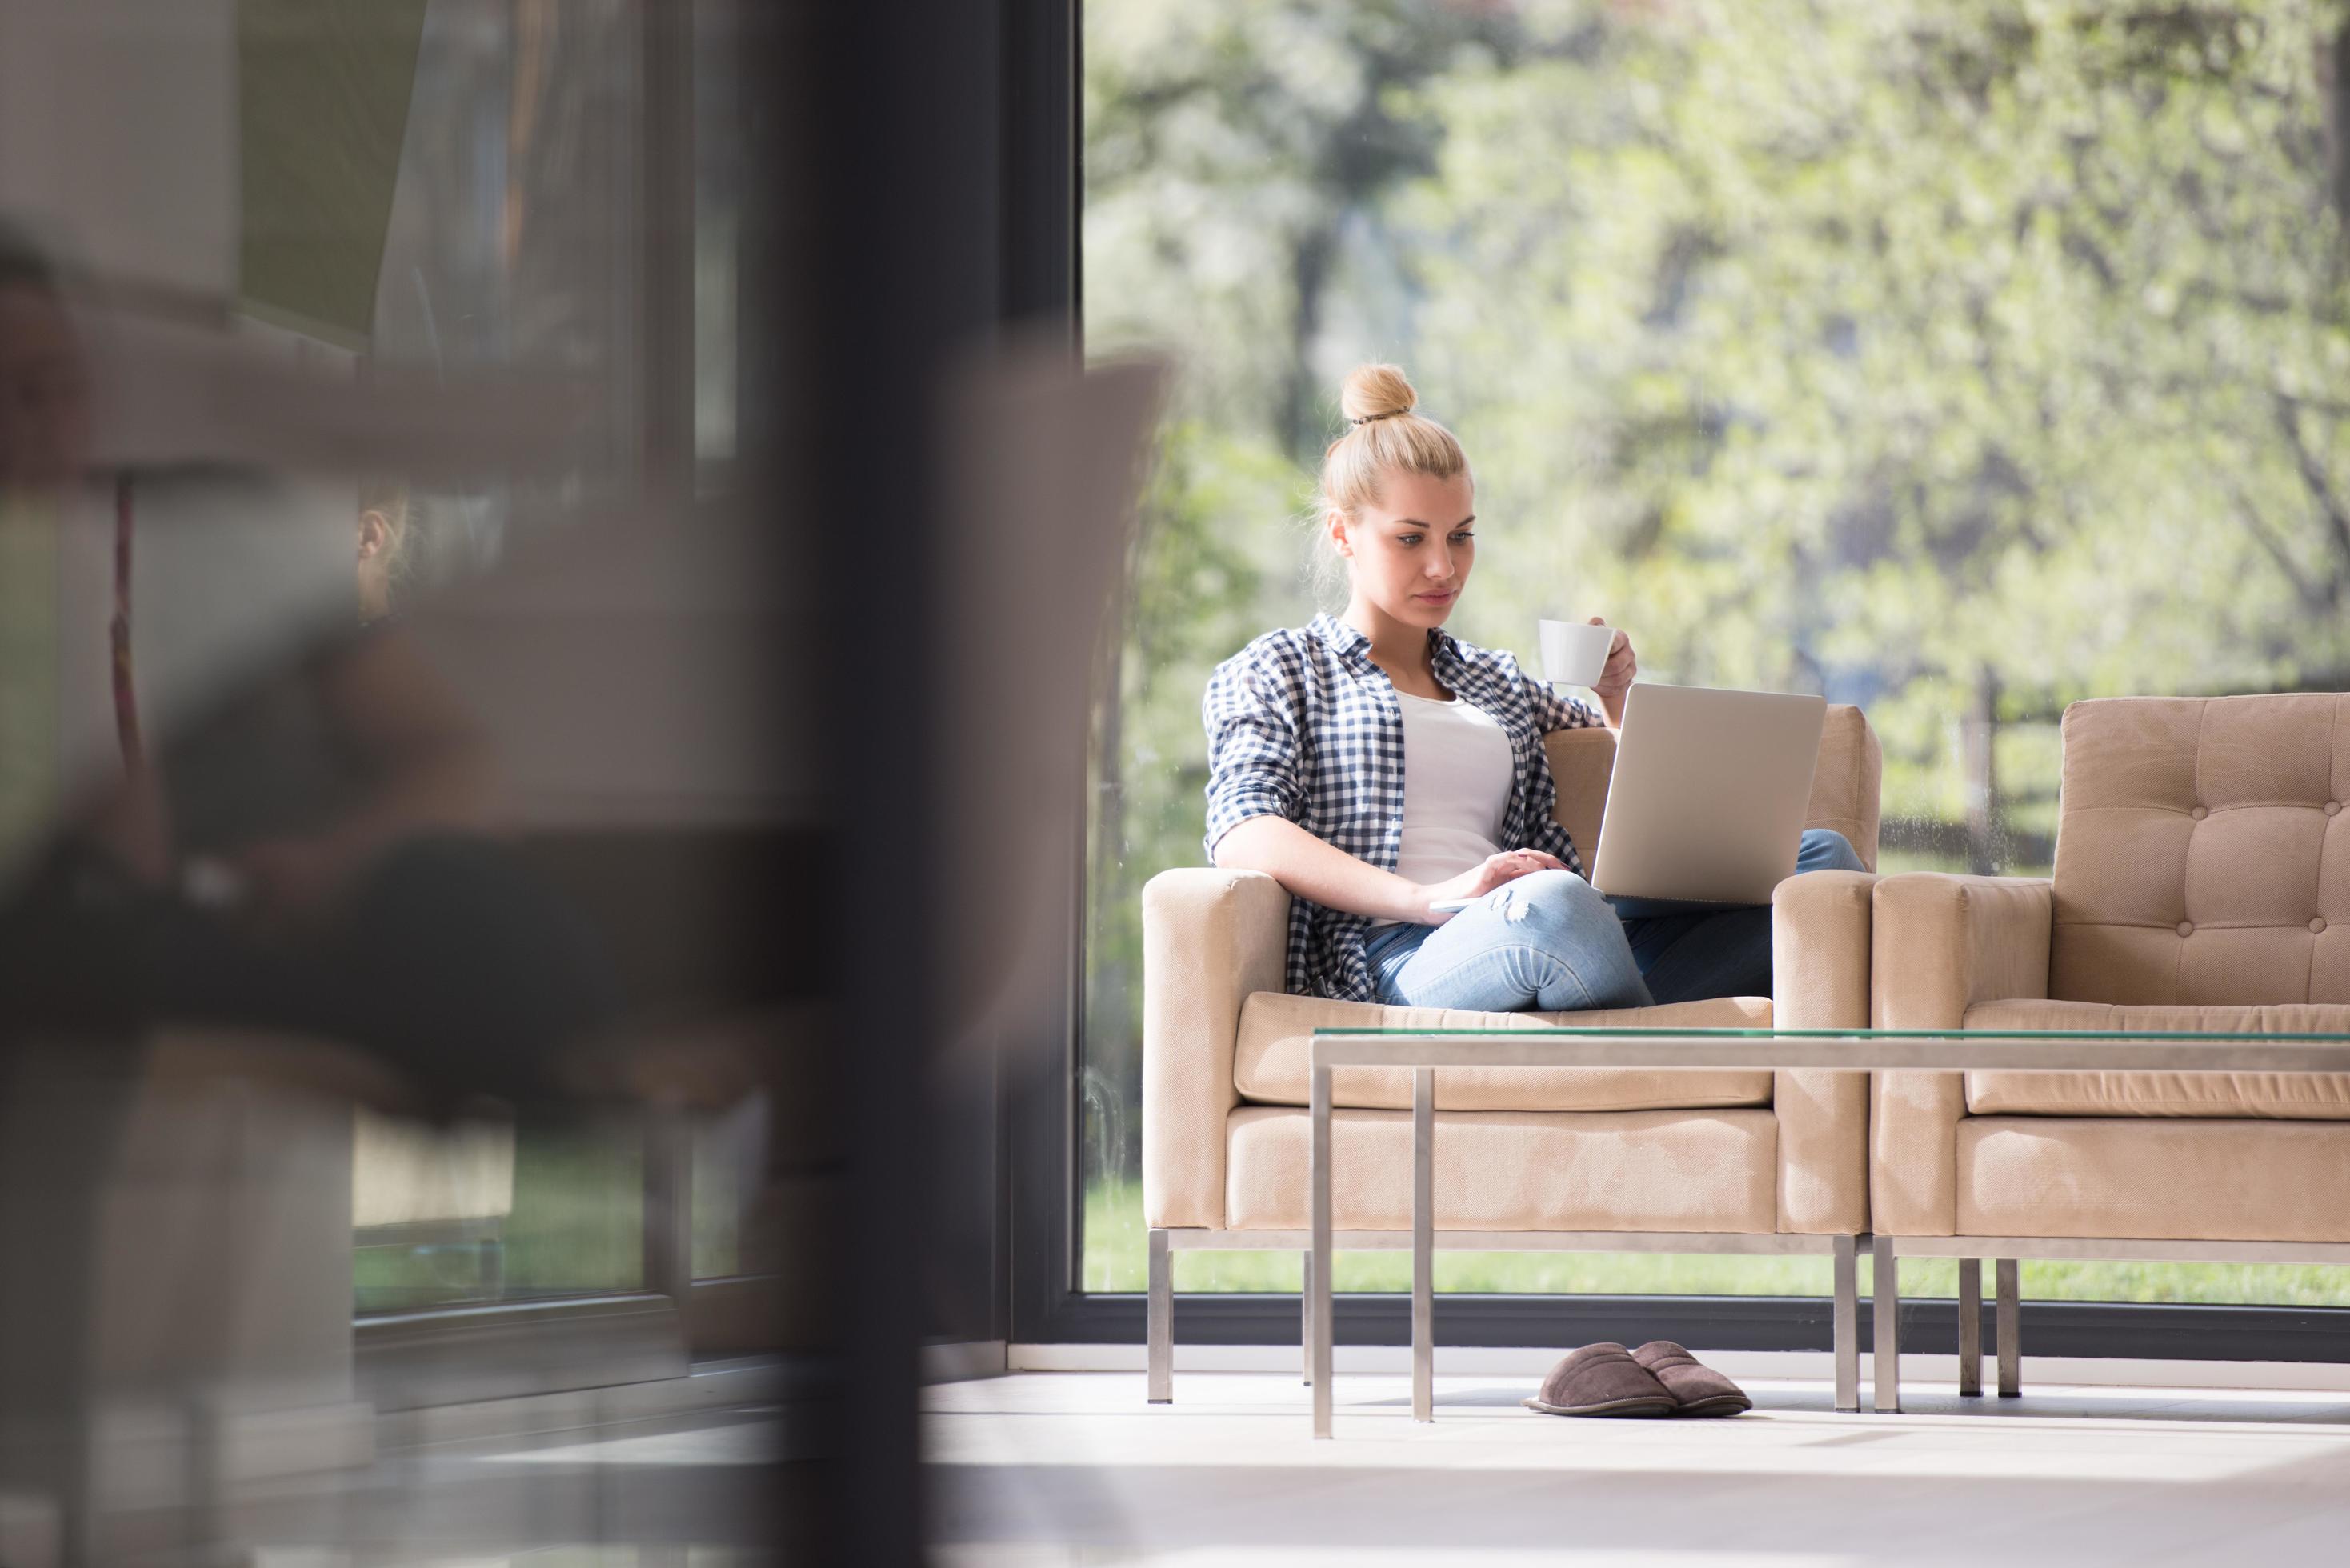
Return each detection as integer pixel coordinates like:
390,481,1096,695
1587,683,1828,905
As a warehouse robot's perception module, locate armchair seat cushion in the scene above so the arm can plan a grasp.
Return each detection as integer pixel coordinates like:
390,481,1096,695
1959,1115,2350,1242
1231,992,1774,1113
1225,1105,1778,1232
1961,999,2350,1120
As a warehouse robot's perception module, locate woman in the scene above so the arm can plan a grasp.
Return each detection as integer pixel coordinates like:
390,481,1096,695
1204,362,1864,1013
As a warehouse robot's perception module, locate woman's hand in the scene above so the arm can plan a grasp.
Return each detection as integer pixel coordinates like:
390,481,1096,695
1588,615,1637,726
1417,849,1570,923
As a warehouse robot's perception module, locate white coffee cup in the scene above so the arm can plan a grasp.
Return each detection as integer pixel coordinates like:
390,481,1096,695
1538,618,1615,688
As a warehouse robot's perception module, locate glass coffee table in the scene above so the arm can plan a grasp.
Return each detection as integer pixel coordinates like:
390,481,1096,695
1305,1026,2350,1438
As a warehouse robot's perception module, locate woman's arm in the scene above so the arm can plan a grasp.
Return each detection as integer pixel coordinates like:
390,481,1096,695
1214,815,1431,923
229,625,498,918
1215,816,1567,926
306,622,499,854
1203,640,1566,926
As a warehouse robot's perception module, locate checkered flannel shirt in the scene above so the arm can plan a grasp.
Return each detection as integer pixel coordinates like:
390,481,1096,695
1202,611,1606,1002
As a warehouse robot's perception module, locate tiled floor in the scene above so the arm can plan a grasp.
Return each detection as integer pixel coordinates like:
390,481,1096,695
925,1372,2350,1566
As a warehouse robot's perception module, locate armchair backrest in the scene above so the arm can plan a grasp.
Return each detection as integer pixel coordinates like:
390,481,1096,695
2052,694,2350,1003
1543,702,1882,874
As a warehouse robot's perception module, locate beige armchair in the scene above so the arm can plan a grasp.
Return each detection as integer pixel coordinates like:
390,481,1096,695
1868,693,2350,1410
1141,706,1883,1406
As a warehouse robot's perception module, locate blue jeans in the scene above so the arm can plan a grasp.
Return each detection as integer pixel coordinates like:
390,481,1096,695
1363,829,1867,1012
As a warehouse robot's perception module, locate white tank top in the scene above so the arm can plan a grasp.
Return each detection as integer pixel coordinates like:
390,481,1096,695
1371,689,1514,922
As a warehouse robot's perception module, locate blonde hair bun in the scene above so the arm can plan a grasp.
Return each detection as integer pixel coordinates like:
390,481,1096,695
1312,362,1471,601
1340,362,1418,425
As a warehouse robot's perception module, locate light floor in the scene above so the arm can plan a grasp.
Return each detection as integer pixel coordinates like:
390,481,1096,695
924,1371,2350,1566
9,1408,784,1566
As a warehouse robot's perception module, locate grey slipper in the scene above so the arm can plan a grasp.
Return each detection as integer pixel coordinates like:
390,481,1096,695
1522,1342,1677,1418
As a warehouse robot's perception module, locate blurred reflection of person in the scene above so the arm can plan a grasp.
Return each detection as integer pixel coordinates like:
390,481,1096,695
356,474,410,626
0,226,90,490
0,225,93,878
0,222,613,1110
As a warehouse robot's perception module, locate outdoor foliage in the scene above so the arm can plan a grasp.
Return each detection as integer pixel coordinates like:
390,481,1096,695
1081,0,2350,1293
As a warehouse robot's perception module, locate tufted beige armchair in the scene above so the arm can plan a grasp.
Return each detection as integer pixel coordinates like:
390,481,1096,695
1140,706,1884,1406
1868,693,2350,1410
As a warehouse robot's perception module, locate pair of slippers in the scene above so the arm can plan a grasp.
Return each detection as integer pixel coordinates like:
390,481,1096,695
1523,1340,1751,1418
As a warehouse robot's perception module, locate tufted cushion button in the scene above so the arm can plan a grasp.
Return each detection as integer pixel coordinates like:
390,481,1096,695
2190,805,2208,821
2316,918,2330,934
2176,921,2194,937
2330,802,2343,817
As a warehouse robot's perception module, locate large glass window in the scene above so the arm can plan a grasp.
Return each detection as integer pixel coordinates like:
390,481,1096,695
334,0,774,1322
1081,0,2350,1303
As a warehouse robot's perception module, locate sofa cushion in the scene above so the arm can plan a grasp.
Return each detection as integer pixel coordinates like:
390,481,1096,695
1224,1105,1778,1233
1958,1115,2350,1242
1960,999,2350,1120
1232,991,1775,1113
2048,694,2350,1005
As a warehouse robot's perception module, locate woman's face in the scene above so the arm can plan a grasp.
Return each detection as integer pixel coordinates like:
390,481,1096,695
1331,469,1475,631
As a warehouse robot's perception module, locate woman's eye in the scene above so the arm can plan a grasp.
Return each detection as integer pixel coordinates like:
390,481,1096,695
1451,530,1475,544
1398,534,1423,546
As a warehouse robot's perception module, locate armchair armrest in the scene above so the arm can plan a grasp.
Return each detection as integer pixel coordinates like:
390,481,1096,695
1543,726,1615,868
1772,869,1877,1233
1869,873,2054,1234
1141,867,1291,1230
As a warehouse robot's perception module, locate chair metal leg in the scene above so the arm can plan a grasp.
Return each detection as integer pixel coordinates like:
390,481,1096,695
1996,1258,2021,1398
1832,1234,1860,1413
1302,1249,1314,1385
1957,1256,1983,1396
1147,1228,1172,1404
1311,1062,1335,1438
1871,1234,1901,1413
1411,1068,1434,1423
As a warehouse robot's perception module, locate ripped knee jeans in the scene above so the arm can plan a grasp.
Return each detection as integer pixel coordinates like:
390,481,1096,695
1363,868,1649,1012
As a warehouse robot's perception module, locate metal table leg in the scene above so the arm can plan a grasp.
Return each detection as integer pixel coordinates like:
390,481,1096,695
1311,1062,1334,1438
1147,1228,1171,1404
1302,1248,1314,1385
1871,1234,1901,1413
1832,1234,1860,1413
1411,1068,1434,1423
1957,1256,1982,1397
1996,1258,2021,1398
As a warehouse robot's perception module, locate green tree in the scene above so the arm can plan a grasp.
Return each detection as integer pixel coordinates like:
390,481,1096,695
1403,0,2350,841
1080,0,2350,1288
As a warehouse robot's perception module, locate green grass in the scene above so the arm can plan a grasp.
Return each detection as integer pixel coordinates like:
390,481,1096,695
1084,1180,2350,1306
356,1117,751,1312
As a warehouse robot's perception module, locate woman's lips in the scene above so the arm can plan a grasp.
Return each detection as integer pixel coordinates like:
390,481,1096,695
1415,590,1458,605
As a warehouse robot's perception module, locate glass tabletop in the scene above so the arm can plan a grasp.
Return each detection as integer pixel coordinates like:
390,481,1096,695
1312,1025,2350,1042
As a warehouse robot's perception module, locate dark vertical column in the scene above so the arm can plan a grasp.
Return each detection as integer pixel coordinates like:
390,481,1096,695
995,0,1083,1358
753,0,1008,1561
1003,0,1079,335
995,0,1093,1356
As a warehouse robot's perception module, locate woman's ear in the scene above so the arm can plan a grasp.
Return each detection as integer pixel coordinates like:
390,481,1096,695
358,510,389,562
1326,508,1353,559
